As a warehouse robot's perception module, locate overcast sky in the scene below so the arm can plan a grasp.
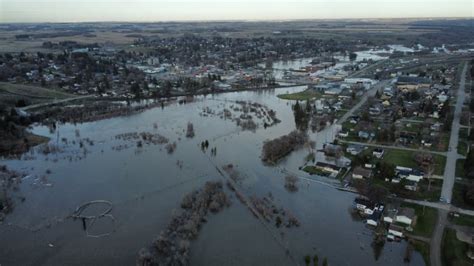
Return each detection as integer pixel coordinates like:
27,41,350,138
0,0,472,23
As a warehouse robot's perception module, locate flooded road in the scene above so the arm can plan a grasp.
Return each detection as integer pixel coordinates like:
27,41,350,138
0,85,424,265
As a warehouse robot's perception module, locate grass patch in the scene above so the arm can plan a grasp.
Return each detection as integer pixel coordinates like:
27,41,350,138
458,140,468,157
277,89,322,100
459,128,469,140
0,82,72,99
436,133,450,152
451,213,474,227
383,149,446,175
401,202,437,238
384,149,417,168
456,159,466,178
0,82,74,108
302,166,328,176
451,182,474,210
441,228,472,266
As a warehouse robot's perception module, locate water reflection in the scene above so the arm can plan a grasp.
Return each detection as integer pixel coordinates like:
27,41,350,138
0,85,424,265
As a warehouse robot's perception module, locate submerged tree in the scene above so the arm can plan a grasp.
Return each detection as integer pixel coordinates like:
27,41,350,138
293,101,310,131
284,175,299,192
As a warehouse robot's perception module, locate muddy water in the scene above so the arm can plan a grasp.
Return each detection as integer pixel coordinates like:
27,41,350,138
0,86,424,266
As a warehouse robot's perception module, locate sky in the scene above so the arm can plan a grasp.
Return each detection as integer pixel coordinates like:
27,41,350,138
0,0,472,23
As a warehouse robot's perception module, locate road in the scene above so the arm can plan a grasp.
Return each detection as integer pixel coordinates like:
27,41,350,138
347,60,387,78
402,198,474,216
337,79,391,125
431,209,448,266
339,140,447,157
440,63,467,203
428,62,468,266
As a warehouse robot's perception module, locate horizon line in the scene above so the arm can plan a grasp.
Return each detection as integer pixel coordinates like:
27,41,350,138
0,16,472,25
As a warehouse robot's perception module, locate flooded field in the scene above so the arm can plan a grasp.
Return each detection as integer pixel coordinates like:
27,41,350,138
0,85,424,265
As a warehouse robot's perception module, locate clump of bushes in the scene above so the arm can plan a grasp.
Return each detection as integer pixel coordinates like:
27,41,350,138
137,181,230,266
262,130,308,163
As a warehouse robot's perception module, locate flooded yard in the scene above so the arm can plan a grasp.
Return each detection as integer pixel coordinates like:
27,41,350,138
0,86,424,265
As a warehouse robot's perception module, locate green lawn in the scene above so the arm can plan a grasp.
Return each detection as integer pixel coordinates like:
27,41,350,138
302,166,327,176
459,128,469,140
384,149,417,168
458,140,468,157
0,82,74,107
383,149,446,175
452,182,474,210
277,89,322,100
342,121,356,131
456,159,466,178
401,202,437,238
451,213,474,227
436,133,450,152
441,228,472,266
0,82,73,99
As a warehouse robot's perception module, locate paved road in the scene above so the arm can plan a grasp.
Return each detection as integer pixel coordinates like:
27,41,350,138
337,79,391,125
440,63,467,203
339,140,447,157
402,198,474,216
347,60,387,78
431,209,448,266
425,62,468,266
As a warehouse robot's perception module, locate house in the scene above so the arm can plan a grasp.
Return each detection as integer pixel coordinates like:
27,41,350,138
338,131,349,138
315,162,341,176
388,224,405,238
364,163,375,169
404,180,419,191
346,144,365,155
366,210,382,226
395,207,416,226
358,131,370,139
395,166,424,183
406,170,424,183
354,198,374,212
396,76,431,91
369,106,381,116
352,166,373,179
372,148,385,159
383,209,397,223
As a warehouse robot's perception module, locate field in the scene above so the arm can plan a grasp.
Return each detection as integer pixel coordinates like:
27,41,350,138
0,82,73,107
451,213,474,227
441,228,472,266
456,159,466,178
401,202,437,238
383,149,446,175
277,89,322,101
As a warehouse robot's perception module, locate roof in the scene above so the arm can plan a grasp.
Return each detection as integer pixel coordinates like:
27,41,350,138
397,76,431,85
354,197,374,207
389,223,405,232
353,167,372,178
315,162,341,171
397,207,416,219
384,209,398,219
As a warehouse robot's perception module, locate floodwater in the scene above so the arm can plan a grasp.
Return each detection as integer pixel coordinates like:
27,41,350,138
267,44,417,80
0,86,424,266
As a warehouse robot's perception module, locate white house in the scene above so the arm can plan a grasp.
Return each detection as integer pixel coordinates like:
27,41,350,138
372,148,385,159
388,224,404,238
383,209,397,223
395,207,416,226
352,167,372,179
